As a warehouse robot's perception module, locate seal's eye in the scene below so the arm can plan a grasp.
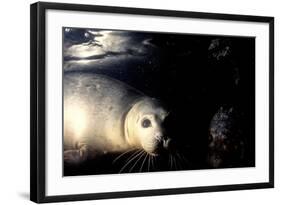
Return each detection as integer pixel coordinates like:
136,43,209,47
142,119,151,128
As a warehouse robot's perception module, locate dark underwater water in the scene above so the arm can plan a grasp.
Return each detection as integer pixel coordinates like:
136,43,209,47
63,28,255,176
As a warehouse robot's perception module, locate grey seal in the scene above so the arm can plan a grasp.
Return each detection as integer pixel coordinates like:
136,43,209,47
64,73,170,164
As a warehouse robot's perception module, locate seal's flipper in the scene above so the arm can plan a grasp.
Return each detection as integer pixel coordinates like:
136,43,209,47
64,150,85,165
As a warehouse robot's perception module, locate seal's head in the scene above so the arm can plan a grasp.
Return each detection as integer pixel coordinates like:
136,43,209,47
125,97,171,156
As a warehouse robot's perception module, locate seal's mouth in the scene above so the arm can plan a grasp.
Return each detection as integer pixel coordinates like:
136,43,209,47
143,146,162,157
146,138,172,156
149,152,159,157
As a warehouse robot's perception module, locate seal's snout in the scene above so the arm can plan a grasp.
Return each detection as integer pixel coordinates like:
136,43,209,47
163,137,171,149
154,135,172,154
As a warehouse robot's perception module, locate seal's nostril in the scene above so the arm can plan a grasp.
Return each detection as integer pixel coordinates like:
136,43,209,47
163,138,171,149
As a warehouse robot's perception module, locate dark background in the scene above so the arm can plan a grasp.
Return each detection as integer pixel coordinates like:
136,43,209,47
63,28,255,176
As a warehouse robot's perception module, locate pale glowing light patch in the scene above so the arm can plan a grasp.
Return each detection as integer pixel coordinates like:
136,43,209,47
88,30,113,36
66,43,104,58
71,108,87,138
64,99,89,141
65,30,134,59
77,59,95,64
84,32,89,38
94,31,129,53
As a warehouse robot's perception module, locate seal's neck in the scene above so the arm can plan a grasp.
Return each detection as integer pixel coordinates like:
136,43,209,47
124,107,137,147
124,98,147,148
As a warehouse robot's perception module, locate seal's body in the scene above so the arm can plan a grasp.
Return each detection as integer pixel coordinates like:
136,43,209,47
64,73,169,164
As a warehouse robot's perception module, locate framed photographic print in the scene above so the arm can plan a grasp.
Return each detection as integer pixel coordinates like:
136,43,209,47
30,1,274,203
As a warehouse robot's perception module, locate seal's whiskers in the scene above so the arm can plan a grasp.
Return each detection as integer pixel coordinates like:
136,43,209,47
139,153,148,172
147,155,151,172
176,151,189,167
175,153,183,169
112,148,136,164
120,149,140,165
151,155,156,170
129,150,145,173
119,150,143,173
172,155,178,170
168,154,172,169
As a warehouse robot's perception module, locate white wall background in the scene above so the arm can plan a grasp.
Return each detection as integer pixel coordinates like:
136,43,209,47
0,0,279,204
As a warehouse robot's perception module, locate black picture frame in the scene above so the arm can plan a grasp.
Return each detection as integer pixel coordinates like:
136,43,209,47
30,1,274,203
